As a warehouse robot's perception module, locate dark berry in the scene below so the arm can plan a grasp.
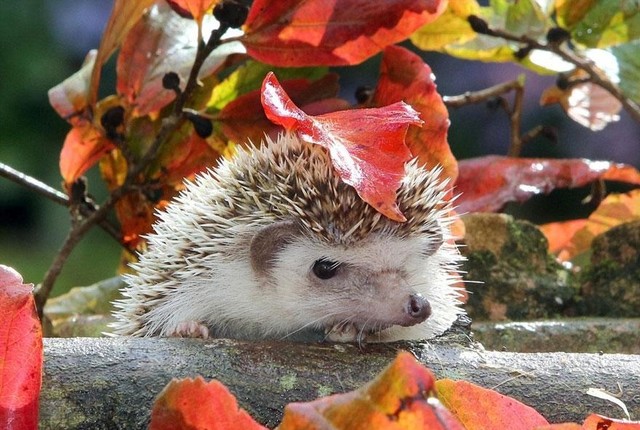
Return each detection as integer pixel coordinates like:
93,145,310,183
213,0,249,28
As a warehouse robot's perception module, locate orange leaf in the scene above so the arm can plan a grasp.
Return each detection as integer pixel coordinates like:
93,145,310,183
243,0,446,66
373,45,457,183
261,72,422,222
0,265,42,430
552,189,640,261
279,351,464,430
166,0,217,21
456,156,640,213
539,219,588,254
436,379,548,430
149,376,266,430
59,124,114,184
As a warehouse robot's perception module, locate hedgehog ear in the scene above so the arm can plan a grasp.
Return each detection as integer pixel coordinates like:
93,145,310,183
250,220,301,276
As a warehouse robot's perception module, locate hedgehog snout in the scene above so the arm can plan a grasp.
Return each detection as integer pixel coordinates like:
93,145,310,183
404,293,431,324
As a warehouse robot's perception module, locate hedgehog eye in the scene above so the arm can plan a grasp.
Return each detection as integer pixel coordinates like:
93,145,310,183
312,258,341,280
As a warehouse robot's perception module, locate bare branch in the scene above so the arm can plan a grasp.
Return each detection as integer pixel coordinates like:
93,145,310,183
468,15,640,123
443,79,526,156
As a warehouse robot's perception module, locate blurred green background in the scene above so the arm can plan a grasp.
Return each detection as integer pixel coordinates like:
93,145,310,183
1,0,639,297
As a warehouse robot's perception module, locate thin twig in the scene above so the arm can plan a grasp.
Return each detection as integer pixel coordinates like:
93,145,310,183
443,79,526,156
474,19,640,123
35,22,231,317
0,161,124,245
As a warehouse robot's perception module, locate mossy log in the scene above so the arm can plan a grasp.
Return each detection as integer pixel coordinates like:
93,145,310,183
41,338,639,429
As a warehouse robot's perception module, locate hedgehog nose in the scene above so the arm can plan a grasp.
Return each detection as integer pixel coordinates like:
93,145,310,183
406,293,431,322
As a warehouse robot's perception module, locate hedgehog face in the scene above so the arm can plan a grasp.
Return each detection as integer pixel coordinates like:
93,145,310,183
249,219,462,342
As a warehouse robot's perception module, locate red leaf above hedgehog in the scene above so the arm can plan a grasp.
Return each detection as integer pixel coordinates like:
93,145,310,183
261,72,423,223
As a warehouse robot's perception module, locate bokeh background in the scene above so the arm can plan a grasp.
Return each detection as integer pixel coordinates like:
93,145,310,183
1,0,639,296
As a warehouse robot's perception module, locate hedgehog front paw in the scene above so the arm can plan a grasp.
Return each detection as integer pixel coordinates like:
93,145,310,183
169,321,210,339
324,323,362,343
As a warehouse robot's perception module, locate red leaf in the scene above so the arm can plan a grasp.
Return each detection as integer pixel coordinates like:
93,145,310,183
59,124,114,184
261,72,422,222
218,73,343,144
373,45,457,183
0,266,42,430
538,219,588,254
117,2,244,117
149,376,266,430
88,0,157,108
243,0,446,66
455,156,640,213
436,379,548,430
279,351,465,430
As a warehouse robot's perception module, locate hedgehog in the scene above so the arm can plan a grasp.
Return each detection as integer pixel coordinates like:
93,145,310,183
110,133,465,342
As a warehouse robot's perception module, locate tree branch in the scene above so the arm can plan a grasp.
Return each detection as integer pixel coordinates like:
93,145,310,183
468,15,640,123
443,79,527,156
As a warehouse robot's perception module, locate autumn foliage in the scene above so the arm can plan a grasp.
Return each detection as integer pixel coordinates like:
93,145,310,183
2,0,640,428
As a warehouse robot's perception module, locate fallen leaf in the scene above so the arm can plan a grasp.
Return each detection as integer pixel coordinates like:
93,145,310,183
455,156,640,213
149,376,266,430
243,0,446,66
539,219,588,254
0,265,42,430
554,189,640,261
279,351,465,430
261,72,422,222
436,379,548,430
373,45,457,183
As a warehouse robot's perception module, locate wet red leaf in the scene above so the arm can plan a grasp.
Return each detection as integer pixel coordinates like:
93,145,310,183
279,351,464,430
218,73,343,144
436,379,548,430
243,0,446,66
149,376,266,430
373,45,457,183
455,156,640,213
261,72,422,222
0,266,42,430
59,124,114,185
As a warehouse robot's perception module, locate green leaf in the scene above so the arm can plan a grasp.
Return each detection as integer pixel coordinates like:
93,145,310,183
207,61,328,112
611,40,640,103
562,0,640,48
413,0,553,63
